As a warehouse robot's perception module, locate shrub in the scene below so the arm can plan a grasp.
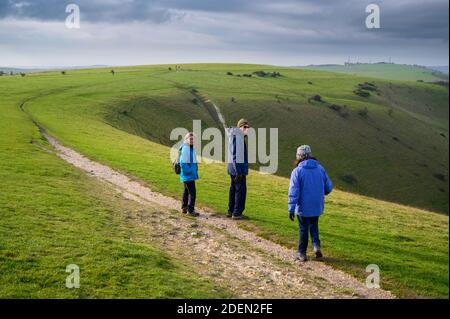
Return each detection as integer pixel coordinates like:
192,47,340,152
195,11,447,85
253,70,267,77
354,89,370,98
328,104,342,112
358,82,377,91
252,70,282,78
433,173,446,182
358,107,369,118
340,174,358,185
310,94,323,102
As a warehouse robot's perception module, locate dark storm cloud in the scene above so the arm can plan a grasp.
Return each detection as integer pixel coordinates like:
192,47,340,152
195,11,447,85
0,0,176,23
0,0,447,41
0,0,447,66
381,1,449,41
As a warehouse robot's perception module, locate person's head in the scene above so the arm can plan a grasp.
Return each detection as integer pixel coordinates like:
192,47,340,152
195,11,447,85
184,132,195,146
296,145,313,161
237,118,250,135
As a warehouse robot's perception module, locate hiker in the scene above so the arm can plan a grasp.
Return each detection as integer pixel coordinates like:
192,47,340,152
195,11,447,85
288,145,333,262
227,119,250,220
180,132,199,217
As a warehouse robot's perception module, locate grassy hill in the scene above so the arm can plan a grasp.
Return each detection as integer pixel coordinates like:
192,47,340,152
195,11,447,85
0,67,43,75
0,64,447,298
0,82,232,298
300,63,449,82
101,64,448,214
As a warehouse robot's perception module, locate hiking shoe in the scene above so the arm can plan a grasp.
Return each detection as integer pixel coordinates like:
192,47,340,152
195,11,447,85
314,250,323,259
313,246,323,259
226,211,233,218
232,215,245,220
296,252,308,262
182,208,188,214
188,211,200,217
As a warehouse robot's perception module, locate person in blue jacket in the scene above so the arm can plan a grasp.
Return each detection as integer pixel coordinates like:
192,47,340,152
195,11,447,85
227,119,250,220
288,145,333,262
180,132,199,217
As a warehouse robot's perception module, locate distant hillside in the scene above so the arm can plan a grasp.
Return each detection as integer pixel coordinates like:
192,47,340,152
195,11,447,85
0,65,110,75
100,64,448,214
299,63,449,82
0,67,43,74
428,66,449,75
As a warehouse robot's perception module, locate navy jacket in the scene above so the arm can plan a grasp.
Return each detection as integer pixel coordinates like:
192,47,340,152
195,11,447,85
227,127,249,176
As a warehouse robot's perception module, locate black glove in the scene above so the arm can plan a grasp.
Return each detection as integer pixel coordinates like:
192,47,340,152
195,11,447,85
289,212,295,222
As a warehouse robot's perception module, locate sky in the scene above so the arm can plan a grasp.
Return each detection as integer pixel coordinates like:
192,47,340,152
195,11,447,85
0,0,448,67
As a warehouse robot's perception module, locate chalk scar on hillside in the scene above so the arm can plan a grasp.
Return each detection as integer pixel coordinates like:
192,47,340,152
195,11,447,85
41,130,393,299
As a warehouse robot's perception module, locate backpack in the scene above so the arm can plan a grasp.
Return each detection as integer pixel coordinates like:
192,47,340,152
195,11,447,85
173,149,181,175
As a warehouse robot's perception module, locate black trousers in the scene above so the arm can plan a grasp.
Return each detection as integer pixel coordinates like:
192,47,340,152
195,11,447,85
228,175,247,216
182,181,196,213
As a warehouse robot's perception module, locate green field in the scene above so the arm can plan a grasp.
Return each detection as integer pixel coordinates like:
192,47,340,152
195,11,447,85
102,65,449,214
0,81,231,298
0,64,448,298
300,63,449,82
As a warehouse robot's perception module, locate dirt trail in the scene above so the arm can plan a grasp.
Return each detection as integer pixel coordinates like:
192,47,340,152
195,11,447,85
42,131,393,299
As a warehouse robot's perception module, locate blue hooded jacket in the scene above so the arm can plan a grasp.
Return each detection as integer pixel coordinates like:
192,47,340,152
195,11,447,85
227,127,249,176
179,143,199,183
288,159,333,217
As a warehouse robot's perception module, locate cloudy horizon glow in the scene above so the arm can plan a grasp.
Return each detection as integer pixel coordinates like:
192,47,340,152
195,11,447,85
0,0,448,67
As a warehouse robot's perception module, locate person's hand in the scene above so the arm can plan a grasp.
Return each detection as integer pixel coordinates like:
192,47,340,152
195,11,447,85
289,212,295,222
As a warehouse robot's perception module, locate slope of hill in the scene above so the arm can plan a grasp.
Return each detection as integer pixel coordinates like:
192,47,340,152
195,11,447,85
299,63,449,82
0,64,447,298
0,84,231,298
102,64,448,214
428,66,449,75
0,67,43,74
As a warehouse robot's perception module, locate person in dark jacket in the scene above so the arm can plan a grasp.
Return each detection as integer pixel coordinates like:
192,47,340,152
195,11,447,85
180,132,199,217
227,119,250,220
288,145,333,262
